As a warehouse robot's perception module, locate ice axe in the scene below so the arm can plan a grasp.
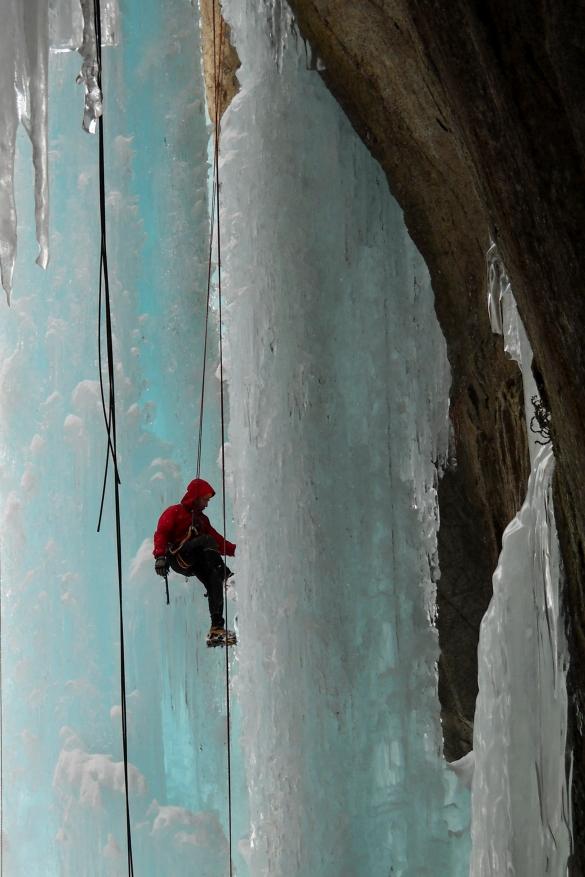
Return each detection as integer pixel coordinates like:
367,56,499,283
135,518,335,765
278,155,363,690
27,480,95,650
164,572,170,605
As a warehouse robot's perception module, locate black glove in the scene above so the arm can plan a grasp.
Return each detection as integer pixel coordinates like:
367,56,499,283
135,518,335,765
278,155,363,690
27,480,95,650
155,556,169,577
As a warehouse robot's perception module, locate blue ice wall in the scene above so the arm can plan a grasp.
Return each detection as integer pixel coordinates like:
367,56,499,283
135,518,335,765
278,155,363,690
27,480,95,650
2,0,472,874
0,2,246,874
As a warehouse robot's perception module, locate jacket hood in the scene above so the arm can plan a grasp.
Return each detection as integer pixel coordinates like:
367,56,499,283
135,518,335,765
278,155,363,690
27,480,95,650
181,478,216,509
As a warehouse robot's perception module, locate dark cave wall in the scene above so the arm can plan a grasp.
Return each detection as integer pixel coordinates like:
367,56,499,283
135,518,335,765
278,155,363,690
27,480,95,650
286,0,585,867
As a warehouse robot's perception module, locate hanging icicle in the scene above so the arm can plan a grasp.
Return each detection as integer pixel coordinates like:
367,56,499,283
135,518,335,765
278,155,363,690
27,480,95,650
0,0,119,301
0,0,49,301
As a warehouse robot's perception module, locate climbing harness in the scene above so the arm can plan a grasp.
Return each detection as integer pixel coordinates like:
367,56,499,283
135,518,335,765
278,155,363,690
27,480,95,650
93,1,134,874
166,509,202,572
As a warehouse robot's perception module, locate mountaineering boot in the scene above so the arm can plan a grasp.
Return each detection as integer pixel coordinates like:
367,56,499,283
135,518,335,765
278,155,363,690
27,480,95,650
206,626,237,648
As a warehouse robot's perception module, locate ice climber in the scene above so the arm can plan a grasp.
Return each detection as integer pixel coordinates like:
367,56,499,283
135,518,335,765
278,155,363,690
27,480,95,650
153,478,236,647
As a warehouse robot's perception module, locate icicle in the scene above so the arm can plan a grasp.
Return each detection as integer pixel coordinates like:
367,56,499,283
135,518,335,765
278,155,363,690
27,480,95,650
0,0,49,302
486,240,523,364
49,0,85,53
487,240,542,461
473,242,569,873
49,0,119,56
265,0,295,71
0,0,121,302
0,2,20,301
22,1,50,275
77,0,103,134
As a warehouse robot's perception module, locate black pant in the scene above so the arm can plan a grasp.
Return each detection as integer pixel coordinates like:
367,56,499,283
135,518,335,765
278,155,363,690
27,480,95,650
168,535,231,628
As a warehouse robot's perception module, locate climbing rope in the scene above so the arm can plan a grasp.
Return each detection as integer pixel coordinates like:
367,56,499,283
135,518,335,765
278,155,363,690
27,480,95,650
212,9,234,876
92,1,134,874
0,552,4,877
196,9,225,481
197,5,234,874
92,1,232,872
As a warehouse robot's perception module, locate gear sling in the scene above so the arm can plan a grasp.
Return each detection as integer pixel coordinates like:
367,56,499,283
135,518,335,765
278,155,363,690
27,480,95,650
167,511,232,628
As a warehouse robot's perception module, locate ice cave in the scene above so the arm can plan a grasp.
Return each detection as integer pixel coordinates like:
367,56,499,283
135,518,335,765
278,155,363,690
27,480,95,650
0,1,583,875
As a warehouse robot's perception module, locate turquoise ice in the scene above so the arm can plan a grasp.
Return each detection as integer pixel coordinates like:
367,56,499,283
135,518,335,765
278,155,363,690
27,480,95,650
12,0,581,875
1,1,246,874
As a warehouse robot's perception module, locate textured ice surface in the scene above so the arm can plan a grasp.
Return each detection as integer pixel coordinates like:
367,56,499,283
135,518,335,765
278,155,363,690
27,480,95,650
470,445,570,876
0,2,246,874
219,2,469,874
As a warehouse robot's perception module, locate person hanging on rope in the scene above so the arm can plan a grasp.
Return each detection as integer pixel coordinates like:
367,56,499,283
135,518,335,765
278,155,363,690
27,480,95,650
153,478,236,647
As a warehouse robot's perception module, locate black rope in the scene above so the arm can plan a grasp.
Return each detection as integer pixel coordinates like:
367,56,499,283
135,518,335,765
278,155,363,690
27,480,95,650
96,168,120,533
218,187,234,877
195,2,224,481
216,97,234,877
0,550,4,877
196,178,217,479
209,6,233,874
96,240,117,534
92,2,134,874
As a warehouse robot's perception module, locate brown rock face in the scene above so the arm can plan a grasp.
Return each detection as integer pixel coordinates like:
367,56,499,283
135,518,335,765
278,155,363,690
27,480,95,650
199,0,240,124
286,0,585,865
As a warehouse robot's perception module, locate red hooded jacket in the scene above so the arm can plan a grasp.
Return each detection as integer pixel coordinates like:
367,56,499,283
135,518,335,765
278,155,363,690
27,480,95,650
153,479,236,558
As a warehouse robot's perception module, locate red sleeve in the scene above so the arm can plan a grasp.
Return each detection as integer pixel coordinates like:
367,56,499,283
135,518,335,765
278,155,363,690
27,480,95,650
201,514,236,557
153,506,177,557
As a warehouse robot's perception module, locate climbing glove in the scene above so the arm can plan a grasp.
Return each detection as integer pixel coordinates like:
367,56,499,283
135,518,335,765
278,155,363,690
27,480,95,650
155,556,169,577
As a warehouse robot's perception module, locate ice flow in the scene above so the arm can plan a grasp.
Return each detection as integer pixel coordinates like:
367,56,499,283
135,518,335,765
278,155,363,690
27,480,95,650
219,1,469,874
0,0,573,875
470,247,571,875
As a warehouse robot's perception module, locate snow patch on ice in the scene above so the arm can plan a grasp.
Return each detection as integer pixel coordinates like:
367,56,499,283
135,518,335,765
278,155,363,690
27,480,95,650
20,463,37,493
71,378,101,411
63,413,85,444
54,727,147,806
29,433,45,454
448,750,475,790
129,538,154,581
102,833,123,859
148,800,228,851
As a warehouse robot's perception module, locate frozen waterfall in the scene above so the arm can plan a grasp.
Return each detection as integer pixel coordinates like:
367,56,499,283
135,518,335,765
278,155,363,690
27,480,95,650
0,0,572,876
218,1,468,874
1,1,246,874
471,245,571,875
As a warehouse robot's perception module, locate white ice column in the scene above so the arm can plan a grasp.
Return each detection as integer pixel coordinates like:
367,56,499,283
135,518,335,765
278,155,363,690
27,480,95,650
471,245,571,875
220,2,470,874
471,445,570,875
